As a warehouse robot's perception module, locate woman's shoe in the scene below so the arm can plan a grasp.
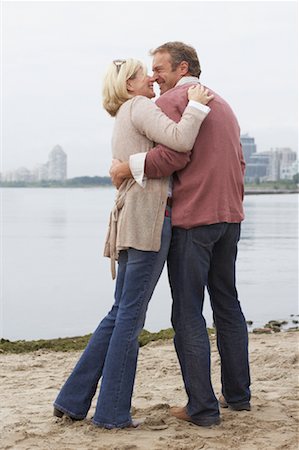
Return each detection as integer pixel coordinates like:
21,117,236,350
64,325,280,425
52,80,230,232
53,407,64,418
53,407,83,421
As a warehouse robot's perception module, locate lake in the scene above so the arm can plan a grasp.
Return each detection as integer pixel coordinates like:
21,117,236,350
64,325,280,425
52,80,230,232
1,188,298,341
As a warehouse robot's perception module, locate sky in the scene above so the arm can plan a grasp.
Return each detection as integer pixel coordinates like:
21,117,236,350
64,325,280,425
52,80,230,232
1,0,298,177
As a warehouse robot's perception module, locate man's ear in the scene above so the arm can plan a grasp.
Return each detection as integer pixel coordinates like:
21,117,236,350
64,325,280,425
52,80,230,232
180,61,189,76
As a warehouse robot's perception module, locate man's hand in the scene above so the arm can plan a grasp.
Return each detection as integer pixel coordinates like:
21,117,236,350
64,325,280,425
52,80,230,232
109,159,132,189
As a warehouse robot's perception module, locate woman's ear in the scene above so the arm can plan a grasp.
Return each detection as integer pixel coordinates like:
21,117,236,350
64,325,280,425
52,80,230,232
126,80,134,93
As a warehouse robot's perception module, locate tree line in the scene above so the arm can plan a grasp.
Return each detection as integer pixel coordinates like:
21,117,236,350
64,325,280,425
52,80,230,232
0,176,113,188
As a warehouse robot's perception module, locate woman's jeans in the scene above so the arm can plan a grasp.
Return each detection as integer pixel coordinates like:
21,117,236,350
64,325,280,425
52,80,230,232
54,212,171,428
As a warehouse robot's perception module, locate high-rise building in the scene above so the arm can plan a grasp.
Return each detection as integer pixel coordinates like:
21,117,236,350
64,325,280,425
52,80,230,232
7,167,32,182
48,145,67,181
240,134,257,164
245,153,270,182
33,163,49,181
271,148,297,181
241,133,267,182
280,160,298,180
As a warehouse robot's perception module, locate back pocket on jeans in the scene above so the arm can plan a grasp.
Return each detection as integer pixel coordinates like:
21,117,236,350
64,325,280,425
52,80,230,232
191,223,224,247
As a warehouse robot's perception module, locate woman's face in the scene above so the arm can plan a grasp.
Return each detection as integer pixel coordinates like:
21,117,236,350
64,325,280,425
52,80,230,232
127,67,155,99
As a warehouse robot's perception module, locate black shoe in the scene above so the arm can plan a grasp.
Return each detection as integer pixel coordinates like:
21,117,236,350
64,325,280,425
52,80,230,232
53,407,64,418
219,395,251,411
53,407,83,421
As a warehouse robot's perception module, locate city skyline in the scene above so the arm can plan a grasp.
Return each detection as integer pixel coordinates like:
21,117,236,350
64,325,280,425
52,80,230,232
2,2,298,177
1,144,67,182
2,135,297,184
240,136,297,182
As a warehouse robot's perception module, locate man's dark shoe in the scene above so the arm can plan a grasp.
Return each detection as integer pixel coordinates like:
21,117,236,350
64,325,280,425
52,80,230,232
219,395,251,411
170,406,220,427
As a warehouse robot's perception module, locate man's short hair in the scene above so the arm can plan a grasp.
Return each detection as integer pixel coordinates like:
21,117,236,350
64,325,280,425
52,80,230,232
150,41,201,78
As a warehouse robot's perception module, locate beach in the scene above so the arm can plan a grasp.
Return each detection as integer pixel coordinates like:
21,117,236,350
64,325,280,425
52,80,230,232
0,331,298,450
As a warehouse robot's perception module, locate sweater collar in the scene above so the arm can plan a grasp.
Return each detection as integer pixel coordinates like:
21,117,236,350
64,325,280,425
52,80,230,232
176,76,200,86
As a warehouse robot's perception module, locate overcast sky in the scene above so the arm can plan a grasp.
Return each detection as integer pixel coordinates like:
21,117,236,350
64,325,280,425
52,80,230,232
2,1,298,177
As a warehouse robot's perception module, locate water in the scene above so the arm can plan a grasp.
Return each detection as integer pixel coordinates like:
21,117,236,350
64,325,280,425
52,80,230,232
1,188,298,341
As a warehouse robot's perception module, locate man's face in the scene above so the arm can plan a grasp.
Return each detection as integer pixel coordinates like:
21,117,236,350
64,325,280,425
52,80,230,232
152,52,184,95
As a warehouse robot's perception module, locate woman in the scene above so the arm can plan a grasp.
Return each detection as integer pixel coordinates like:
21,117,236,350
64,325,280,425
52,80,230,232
53,58,213,429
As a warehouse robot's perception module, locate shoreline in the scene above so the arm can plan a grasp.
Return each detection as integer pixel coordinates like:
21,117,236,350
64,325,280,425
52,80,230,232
0,185,298,195
1,322,298,354
244,189,298,195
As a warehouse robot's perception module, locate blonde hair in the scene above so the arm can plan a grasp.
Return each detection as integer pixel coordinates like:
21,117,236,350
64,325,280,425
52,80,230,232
102,58,147,117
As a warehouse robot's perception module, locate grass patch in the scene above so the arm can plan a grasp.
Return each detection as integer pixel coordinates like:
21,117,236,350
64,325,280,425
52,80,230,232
0,327,216,354
0,335,93,354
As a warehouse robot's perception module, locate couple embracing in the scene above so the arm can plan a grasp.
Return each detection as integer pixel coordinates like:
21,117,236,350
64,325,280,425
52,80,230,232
53,41,251,429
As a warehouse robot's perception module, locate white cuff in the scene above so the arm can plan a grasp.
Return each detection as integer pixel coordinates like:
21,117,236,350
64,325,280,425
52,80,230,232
129,153,147,188
188,100,210,114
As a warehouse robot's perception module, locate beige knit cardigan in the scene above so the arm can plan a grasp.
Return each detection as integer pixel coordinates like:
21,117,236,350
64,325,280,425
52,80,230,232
103,95,208,278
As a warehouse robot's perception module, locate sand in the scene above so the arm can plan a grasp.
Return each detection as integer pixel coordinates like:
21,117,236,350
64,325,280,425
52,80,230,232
0,332,298,450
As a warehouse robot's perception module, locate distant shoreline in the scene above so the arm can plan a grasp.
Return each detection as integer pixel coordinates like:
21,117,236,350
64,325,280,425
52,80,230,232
0,175,298,193
244,189,299,195
0,185,298,195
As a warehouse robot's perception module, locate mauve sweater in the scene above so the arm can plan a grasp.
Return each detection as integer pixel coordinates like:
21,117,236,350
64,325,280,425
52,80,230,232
144,82,246,229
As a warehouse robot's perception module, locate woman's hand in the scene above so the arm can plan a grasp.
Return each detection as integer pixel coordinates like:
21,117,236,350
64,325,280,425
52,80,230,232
188,85,214,105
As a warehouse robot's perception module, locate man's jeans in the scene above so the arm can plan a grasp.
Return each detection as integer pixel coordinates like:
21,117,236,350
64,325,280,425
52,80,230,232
168,222,250,426
54,212,171,428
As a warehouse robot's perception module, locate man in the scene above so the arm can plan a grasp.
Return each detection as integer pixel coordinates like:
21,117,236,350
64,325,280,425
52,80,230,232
110,42,251,427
